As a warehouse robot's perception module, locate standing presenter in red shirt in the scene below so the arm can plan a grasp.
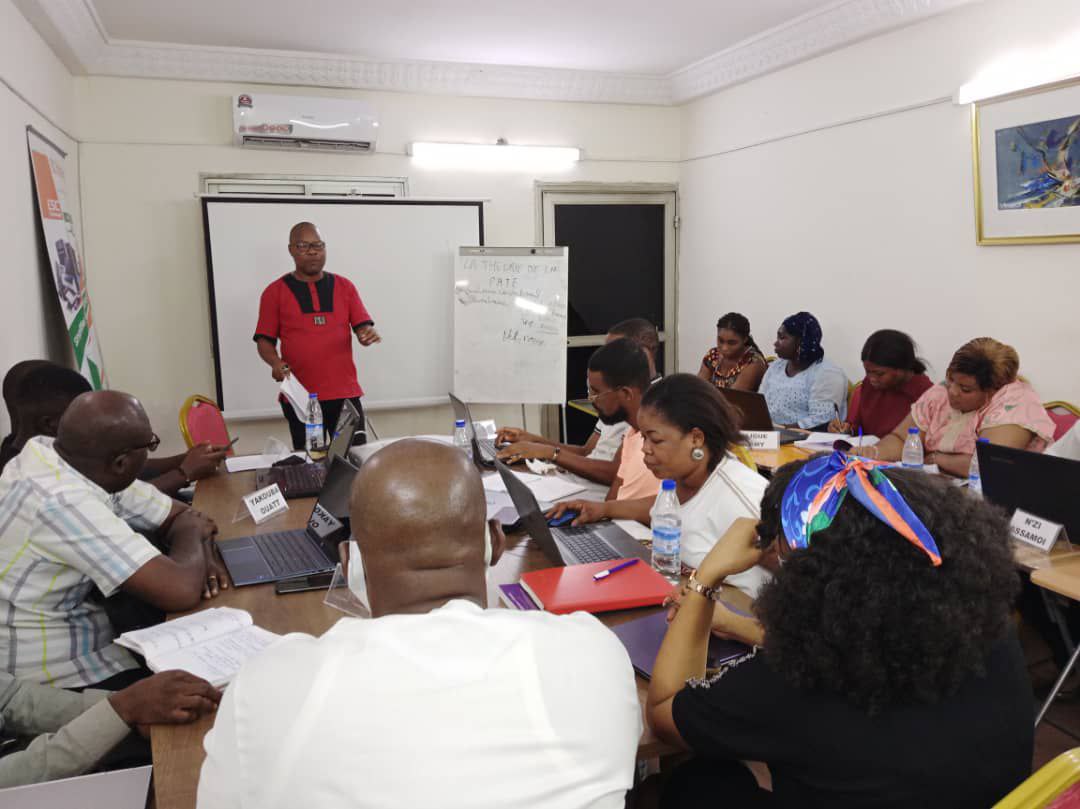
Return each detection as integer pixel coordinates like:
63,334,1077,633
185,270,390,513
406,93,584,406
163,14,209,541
253,222,380,450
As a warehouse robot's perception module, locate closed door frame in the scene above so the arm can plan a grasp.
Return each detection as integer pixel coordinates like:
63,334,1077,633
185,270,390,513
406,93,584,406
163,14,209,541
535,182,679,439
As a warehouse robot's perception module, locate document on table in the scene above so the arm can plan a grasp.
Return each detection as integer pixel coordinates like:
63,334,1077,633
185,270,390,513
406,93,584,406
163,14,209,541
482,470,586,502
115,607,280,687
225,451,306,473
794,432,880,450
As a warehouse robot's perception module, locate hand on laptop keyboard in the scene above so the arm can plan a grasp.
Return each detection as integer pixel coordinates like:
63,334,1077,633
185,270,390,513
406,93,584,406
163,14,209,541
544,499,608,528
497,441,556,464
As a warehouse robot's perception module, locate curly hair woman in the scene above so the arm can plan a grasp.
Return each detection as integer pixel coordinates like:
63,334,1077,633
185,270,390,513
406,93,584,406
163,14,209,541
853,337,1054,476
647,453,1032,808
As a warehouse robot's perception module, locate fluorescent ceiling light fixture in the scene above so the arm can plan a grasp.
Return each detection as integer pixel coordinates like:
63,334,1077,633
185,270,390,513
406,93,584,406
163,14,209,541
409,141,580,171
956,30,1080,104
514,297,549,315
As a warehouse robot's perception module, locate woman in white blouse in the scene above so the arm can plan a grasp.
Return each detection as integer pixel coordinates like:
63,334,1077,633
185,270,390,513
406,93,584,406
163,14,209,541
548,374,771,599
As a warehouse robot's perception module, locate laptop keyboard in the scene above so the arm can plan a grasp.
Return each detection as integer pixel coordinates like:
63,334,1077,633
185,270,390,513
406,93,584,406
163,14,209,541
554,525,620,563
281,464,327,492
252,531,331,577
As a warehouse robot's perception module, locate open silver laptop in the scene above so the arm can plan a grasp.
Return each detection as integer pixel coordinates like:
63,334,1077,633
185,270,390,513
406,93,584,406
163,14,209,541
219,455,357,586
448,392,502,468
493,458,649,566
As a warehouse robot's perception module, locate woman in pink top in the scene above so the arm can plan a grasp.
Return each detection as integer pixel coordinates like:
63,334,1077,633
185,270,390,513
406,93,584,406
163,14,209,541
854,338,1054,477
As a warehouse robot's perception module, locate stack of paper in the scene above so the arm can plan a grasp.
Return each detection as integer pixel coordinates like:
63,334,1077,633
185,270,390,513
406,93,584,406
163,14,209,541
280,375,311,422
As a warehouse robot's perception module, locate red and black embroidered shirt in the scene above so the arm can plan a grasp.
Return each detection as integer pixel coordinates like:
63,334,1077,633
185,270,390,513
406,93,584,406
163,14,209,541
253,273,373,400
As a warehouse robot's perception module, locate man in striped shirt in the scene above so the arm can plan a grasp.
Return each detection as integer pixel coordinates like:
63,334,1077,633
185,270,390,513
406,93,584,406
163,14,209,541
0,391,220,689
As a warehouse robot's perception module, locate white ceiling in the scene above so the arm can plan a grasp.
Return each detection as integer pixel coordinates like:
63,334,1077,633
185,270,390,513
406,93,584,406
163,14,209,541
89,0,836,76
16,0,982,104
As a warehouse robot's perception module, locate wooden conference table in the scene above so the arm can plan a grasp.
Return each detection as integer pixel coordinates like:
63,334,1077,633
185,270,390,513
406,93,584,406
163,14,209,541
151,466,756,809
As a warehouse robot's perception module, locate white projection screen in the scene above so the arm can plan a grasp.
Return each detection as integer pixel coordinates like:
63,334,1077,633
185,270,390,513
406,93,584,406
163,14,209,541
202,197,483,418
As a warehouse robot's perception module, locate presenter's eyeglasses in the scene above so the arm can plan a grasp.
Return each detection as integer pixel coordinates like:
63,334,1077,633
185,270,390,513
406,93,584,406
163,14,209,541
291,241,326,252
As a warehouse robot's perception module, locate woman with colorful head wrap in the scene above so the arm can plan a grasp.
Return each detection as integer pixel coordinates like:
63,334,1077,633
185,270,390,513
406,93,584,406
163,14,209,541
647,452,1032,808
759,311,849,430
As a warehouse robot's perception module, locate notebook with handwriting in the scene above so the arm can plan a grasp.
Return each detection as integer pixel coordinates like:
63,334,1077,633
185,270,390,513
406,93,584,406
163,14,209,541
518,560,672,614
114,607,280,687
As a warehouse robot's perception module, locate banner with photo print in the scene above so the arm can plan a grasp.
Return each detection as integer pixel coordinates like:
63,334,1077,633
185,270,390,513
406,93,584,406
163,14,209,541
26,127,106,389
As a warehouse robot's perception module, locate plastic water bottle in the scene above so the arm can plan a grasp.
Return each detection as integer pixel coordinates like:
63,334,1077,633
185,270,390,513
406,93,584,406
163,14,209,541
453,419,472,459
901,427,924,470
968,437,989,495
305,393,323,454
651,479,682,584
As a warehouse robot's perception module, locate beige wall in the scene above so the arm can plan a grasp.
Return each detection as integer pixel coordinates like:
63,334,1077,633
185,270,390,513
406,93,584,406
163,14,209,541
0,0,79,436
676,0,1080,404
74,77,681,452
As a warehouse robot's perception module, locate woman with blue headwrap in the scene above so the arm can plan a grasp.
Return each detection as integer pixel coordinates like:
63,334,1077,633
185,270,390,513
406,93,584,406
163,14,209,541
646,453,1032,808
759,311,849,430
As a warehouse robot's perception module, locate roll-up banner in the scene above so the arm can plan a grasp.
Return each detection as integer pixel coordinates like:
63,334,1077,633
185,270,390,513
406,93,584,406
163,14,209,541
26,127,106,389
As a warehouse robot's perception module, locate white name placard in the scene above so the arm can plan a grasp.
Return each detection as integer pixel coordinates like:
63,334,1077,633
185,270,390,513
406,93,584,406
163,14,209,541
1010,509,1066,553
243,484,289,525
741,431,780,451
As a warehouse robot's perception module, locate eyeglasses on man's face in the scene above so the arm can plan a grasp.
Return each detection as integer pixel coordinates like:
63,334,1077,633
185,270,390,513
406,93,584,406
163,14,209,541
586,387,618,404
291,241,326,252
123,433,160,455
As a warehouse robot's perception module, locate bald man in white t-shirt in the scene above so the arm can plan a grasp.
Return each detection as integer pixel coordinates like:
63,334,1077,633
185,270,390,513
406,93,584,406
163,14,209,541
197,440,640,809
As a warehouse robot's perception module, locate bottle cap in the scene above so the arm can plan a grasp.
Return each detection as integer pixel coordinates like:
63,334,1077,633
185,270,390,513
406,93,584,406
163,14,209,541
308,393,318,399
908,427,919,434
454,419,466,427
661,478,676,491
977,437,990,443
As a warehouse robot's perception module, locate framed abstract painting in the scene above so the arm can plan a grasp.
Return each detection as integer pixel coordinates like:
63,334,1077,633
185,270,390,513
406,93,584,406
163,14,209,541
972,79,1080,244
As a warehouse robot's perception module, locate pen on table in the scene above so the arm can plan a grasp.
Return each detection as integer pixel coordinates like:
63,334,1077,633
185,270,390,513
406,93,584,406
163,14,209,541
593,558,639,581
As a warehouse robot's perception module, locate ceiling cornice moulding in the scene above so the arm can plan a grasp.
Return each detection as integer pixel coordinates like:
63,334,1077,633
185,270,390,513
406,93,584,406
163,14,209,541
670,0,980,102
36,0,980,106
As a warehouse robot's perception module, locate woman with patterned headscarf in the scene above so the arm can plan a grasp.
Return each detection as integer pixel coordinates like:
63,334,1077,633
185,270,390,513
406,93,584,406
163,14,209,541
646,454,1032,807
759,312,849,430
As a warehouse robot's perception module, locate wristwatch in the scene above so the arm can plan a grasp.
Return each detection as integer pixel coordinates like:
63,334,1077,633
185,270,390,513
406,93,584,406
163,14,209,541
686,570,724,602
550,446,561,461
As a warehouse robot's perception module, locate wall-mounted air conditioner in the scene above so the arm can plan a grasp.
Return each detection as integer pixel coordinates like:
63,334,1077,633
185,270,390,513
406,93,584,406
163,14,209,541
233,93,378,153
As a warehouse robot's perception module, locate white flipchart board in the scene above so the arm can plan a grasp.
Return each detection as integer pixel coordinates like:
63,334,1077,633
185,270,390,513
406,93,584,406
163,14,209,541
453,247,568,404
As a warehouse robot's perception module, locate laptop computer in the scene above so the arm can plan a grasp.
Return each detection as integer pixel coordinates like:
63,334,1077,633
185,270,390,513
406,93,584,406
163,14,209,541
978,442,1080,542
448,392,503,468
255,400,362,498
493,458,650,566
218,455,358,586
717,388,805,445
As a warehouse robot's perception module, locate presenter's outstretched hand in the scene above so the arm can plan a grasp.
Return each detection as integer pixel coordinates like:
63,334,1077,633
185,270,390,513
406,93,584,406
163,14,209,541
356,325,381,346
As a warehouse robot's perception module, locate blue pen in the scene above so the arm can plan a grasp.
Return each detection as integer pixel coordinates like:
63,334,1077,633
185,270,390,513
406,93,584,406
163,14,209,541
593,558,639,581
857,427,863,450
